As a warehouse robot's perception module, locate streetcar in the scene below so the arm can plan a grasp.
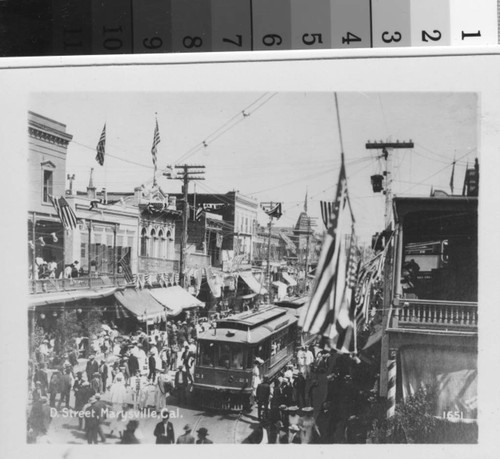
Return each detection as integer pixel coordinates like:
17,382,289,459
274,296,316,348
193,305,298,410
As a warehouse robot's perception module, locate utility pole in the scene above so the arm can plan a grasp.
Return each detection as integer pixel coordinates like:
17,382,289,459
366,140,414,227
260,201,282,295
266,202,273,291
164,164,205,288
303,216,317,282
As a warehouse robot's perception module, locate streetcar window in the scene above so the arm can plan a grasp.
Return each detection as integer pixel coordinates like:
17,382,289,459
232,346,244,369
199,342,215,367
218,343,231,369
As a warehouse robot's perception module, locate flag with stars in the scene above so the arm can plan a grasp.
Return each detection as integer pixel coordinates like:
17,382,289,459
151,118,160,170
299,157,358,353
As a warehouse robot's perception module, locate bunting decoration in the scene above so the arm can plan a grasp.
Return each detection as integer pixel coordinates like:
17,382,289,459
354,236,391,327
38,237,45,247
51,232,58,243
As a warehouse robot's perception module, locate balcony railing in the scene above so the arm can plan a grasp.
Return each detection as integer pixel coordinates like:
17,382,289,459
29,275,128,294
390,299,478,332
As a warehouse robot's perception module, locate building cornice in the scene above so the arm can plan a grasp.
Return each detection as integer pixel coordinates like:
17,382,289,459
28,122,73,147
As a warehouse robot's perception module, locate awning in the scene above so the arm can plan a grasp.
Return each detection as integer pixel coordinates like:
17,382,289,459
282,272,297,286
29,287,118,309
149,286,205,316
114,289,166,322
239,270,268,295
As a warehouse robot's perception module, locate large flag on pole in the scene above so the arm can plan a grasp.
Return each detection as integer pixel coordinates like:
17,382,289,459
95,123,106,166
299,157,358,353
449,158,456,194
151,118,160,170
49,195,78,231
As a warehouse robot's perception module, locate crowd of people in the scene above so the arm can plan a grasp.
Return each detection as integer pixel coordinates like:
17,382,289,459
28,315,214,444
28,310,378,444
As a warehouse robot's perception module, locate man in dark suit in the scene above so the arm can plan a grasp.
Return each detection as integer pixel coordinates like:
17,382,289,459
148,352,156,381
256,377,271,420
128,353,139,377
153,409,175,444
86,355,99,383
196,427,213,444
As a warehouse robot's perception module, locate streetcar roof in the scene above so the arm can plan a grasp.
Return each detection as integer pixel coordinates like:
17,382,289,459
198,307,297,344
217,305,288,330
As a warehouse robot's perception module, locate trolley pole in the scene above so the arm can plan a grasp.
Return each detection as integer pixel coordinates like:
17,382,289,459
164,164,205,288
266,202,273,291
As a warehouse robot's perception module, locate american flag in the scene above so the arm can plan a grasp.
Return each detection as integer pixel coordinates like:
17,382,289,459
95,124,106,166
49,195,78,231
299,158,358,354
118,256,134,284
320,200,334,229
151,119,160,170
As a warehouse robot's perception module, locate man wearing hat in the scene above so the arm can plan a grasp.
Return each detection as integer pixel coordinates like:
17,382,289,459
195,427,213,444
256,376,271,421
177,424,195,444
153,408,175,444
84,396,100,444
174,364,189,405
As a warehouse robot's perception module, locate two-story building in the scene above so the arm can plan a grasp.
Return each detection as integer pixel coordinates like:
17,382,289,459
379,194,478,421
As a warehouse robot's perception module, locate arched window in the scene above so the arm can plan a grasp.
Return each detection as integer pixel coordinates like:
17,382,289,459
166,230,172,259
158,230,165,259
140,228,147,257
150,229,156,258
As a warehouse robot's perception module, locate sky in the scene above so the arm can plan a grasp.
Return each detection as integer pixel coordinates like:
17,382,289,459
29,91,478,243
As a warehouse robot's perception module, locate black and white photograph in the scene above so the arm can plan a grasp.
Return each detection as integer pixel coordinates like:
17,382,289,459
24,89,479,445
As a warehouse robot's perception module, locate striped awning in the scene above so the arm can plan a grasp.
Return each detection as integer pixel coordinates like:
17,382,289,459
114,289,166,323
239,270,268,295
282,272,297,286
149,286,204,316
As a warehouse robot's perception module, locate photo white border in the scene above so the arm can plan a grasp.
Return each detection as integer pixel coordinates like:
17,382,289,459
0,47,499,459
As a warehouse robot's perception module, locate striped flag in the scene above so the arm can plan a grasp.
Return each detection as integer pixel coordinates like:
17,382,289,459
299,158,358,354
118,256,134,284
151,119,160,170
49,195,78,231
320,201,334,229
95,124,106,166
449,158,456,194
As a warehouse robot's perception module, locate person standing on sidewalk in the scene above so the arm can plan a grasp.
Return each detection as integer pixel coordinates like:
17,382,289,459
153,409,175,444
195,427,213,444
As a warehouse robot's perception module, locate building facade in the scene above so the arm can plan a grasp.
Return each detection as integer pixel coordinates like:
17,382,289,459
379,196,478,421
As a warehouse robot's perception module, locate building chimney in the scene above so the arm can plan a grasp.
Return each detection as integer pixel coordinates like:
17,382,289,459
87,168,96,200
101,187,108,204
134,186,142,204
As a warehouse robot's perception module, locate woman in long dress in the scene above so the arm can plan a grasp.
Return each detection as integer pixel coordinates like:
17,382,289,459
108,374,127,436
